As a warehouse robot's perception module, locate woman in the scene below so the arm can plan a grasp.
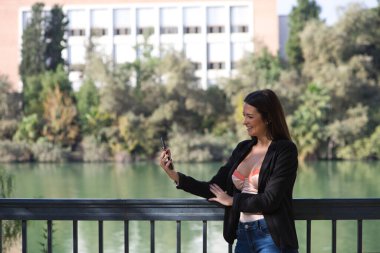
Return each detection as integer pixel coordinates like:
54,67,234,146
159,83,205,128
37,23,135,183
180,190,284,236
159,89,299,253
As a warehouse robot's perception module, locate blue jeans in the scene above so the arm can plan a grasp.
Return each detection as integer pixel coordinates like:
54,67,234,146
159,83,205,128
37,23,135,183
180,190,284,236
235,219,298,253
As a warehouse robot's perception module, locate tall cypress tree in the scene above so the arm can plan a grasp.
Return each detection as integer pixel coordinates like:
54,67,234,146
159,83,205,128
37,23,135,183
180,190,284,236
19,2,46,81
45,5,68,71
285,0,320,69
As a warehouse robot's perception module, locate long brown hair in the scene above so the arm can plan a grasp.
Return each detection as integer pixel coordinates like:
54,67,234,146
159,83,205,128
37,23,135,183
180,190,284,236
244,89,291,140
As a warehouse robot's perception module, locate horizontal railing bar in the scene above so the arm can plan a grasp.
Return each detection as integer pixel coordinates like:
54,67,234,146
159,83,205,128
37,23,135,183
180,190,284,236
293,199,380,219
0,199,379,221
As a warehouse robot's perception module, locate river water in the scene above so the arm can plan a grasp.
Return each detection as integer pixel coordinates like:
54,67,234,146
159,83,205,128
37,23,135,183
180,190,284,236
1,161,379,253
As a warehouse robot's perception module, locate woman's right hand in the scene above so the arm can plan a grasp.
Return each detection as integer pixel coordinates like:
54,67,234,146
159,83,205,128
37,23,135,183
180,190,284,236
159,149,179,184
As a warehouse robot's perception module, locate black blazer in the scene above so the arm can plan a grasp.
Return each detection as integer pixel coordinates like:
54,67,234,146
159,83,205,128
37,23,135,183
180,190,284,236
176,138,299,250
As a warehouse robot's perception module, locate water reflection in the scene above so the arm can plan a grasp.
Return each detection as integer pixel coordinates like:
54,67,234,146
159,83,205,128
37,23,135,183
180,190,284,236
0,161,379,252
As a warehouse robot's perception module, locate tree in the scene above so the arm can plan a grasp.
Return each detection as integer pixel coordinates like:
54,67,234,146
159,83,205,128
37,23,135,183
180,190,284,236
285,0,320,69
300,4,380,141
19,2,46,81
45,5,68,71
288,83,330,160
222,49,283,140
75,79,100,133
42,86,80,148
326,104,369,159
0,75,22,140
23,65,72,116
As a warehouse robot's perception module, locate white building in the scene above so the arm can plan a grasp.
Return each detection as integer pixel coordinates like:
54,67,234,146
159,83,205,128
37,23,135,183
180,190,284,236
1,0,280,90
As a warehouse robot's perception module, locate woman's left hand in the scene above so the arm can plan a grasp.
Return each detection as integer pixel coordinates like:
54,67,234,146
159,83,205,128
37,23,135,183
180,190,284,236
208,184,233,206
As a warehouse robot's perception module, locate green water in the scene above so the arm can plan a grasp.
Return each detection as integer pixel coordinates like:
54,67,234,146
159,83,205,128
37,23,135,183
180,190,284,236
1,161,379,253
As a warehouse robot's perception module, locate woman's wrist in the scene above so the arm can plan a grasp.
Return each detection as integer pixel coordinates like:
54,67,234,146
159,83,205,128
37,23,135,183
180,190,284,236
227,196,233,206
167,170,179,185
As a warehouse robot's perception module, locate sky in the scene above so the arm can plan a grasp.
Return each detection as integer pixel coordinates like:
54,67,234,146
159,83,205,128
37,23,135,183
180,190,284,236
278,0,378,24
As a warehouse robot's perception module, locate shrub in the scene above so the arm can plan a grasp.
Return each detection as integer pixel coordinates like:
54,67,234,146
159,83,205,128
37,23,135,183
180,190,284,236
31,140,67,162
0,141,32,162
169,126,236,162
0,120,18,140
81,135,110,162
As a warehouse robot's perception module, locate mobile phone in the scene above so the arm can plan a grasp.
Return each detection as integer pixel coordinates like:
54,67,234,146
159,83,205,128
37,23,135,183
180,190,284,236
160,137,173,170
160,136,168,150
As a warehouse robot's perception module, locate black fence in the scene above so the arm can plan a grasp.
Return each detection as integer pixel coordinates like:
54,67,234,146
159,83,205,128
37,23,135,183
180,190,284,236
0,198,379,253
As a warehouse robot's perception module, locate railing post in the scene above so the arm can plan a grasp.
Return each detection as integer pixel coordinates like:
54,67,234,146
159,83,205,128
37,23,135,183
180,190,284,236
176,220,181,253
22,220,27,253
150,220,155,253
124,220,129,253
47,220,52,253
73,220,78,253
99,220,103,253
202,220,207,253
357,220,362,253
306,220,311,253
332,220,336,253
0,220,2,253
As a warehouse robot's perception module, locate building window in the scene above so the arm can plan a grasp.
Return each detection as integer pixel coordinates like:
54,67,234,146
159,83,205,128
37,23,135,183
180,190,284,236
69,45,85,65
90,9,108,37
160,27,178,34
207,7,225,34
208,43,225,69
231,6,249,33
138,27,154,35
22,11,32,29
68,10,86,37
185,43,202,70
192,62,202,70
137,8,155,35
69,29,86,36
231,42,252,69
90,28,107,36
184,7,202,35
114,44,135,64
114,28,131,35
231,25,248,33
160,8,179,35
207,26,224,33
114,9,131,36
184,26,201,34
208,62,225,70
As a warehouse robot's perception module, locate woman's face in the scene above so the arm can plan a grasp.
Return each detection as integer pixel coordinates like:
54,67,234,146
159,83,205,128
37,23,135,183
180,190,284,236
243,103,268,138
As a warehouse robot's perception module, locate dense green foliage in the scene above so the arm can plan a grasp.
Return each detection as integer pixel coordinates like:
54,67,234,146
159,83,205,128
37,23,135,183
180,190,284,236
45,5,68,71
286,0,321,69
1,2,379,162
19,2,46,81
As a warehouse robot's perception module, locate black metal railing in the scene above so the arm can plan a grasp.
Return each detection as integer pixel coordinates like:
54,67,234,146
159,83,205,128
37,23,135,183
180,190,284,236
0,198,379,253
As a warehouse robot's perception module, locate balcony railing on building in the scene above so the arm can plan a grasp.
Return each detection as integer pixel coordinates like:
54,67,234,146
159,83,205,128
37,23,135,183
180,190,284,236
0,198,379,253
